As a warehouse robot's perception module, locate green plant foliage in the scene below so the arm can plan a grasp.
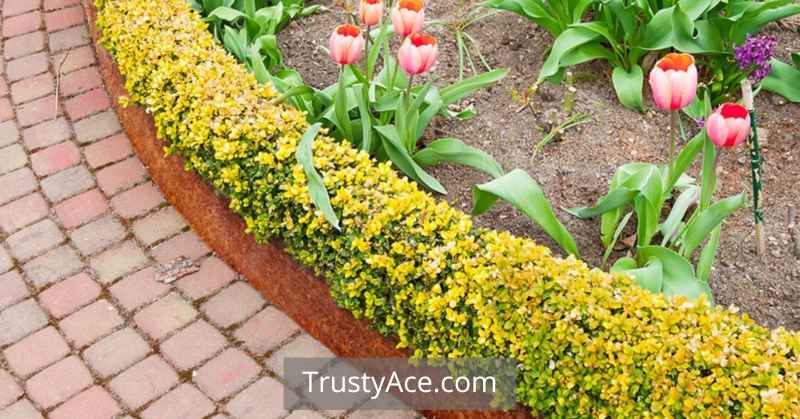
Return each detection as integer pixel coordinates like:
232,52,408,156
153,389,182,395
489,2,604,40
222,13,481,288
265,24,508,195
472,169,579,257
296,123,340,229
188,0,322,75
490,0,800,110
97,1,800,416
482,0,592,37
761,53,800,102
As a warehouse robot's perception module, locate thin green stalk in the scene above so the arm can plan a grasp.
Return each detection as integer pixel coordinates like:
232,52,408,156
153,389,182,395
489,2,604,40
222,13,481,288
667,109,678,178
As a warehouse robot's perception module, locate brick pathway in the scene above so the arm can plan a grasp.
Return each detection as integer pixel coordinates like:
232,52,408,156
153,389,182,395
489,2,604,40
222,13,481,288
0,1,419,418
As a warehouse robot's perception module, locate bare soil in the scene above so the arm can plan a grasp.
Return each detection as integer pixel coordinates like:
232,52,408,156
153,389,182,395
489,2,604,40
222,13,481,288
279,0,800,330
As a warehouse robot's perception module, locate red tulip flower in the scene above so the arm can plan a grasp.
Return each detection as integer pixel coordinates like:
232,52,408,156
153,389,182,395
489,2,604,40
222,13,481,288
706,103,751,148
649,53,698,111
359,0,384,27
391,0,424,38
398,32,438,76
329,24,365,65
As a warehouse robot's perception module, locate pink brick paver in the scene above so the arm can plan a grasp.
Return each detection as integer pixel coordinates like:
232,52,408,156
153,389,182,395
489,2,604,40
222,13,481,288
38,272,101,318
0,5,399,419
3,326,70,377
49,386,121,419
25,355,93,409
30,141,80,176
53,188,108,229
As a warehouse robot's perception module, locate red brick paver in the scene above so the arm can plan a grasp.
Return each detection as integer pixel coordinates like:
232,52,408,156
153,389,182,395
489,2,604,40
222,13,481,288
0,4,408,419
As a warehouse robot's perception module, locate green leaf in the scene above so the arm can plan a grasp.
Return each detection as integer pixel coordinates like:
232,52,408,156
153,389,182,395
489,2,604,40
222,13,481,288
559,42,615,67
414,138,504,178
666,131,704,192
761,58,800,102
611,65,644,111
269,85,314,104
472,169,579,256
538,27,602,82
440,69,507,107
367,24,389,79
482,0,564,35
660,185,699,245
681,193,745,256
602,211,633,267
415,87,443,141
295,123,340,230
696,225,720,282
730,3,800,43
636,245,712,302
565,187,638,219
698,134,717,211
334,71,353,141
374,125,447,194
615,257,664,293
207,6,246,21
356,81,372,153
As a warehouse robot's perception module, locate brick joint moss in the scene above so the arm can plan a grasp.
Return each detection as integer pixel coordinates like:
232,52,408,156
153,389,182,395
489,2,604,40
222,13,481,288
95,0,799,416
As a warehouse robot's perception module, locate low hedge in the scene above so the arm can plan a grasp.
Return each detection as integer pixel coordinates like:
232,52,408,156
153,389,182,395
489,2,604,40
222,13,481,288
96,0,799,416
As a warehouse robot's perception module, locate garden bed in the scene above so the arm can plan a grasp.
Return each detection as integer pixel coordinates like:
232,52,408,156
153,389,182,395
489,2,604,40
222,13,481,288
281,2,800,329
90,0,800,416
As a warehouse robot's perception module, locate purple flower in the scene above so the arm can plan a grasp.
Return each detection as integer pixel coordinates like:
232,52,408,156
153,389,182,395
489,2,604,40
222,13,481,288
695,117,705,128
734,34,778,82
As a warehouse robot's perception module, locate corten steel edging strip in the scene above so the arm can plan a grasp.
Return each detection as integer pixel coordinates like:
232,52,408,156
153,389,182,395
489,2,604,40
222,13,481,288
83,2,531,418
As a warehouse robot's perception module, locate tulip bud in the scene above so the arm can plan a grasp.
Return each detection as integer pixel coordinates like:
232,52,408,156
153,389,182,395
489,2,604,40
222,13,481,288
398,32,438,75
649,52,698,111
391,0,424,38
359,0,383,27
329,24,365,65
706,103,751,148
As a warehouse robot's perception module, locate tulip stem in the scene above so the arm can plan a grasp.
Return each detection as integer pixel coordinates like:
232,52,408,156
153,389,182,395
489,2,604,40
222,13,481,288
667,109,678,184
741,79,766,256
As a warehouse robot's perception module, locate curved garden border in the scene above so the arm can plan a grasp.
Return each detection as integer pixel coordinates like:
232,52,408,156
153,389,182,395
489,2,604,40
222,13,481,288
84,0,800,416
83,1,529,418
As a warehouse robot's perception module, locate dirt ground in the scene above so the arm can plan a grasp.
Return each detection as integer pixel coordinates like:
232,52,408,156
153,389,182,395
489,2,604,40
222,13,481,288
279,1,800,330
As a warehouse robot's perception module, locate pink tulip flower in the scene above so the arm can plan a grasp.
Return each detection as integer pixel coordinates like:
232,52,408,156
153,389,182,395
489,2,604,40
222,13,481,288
391,0,424,38
359,0,384,27
329,24,365,65
398,32,438,76
706,103,751,148
649,53,698,111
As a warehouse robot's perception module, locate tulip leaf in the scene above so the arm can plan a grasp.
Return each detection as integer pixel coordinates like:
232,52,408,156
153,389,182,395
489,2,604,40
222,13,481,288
761,58,800,102
414,138,504,179
660,185,699,246
296,123,340,230
538,26,601,82
602,211,633,267
472,169,579,256
611,65,644,111
375,125,447,194
565,187,638,219
681,193,746,256
440,69,507,107
613,256,664,293
636,245,714,302
696,225,720,283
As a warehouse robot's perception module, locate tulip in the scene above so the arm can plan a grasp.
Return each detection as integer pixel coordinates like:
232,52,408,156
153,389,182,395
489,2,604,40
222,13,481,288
391,0,424,38
329,24,365,65
706,103,751,148
398,32,438,76
649,52,698,111
359,0,383,27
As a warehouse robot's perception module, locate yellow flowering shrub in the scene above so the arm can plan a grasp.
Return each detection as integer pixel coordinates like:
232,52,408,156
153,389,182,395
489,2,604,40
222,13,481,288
96,0,800,416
